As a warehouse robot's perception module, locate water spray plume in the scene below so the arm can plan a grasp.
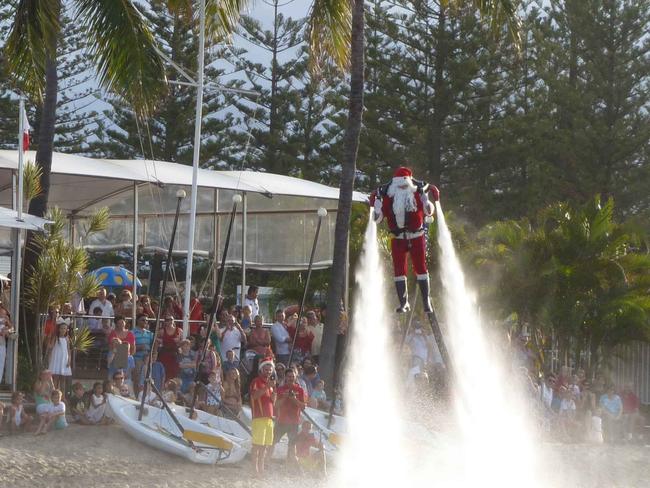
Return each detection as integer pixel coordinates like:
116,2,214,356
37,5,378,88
435,201,537,487
334,209,409,486
332,205,539,488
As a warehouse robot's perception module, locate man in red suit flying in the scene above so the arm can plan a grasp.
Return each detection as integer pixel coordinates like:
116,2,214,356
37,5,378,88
369,167,440,313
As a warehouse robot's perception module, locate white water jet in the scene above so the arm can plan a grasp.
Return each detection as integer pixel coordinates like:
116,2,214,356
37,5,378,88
334,210,410,487
333,206,538,487
435,201,538,487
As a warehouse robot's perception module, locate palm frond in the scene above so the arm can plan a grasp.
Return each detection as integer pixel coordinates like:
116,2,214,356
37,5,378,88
205,0,248,43
84,206,110,236
77,274,101,302
23,161,43,202
444,0,522,46
4,0,61,99
73,0,166,116
70,326,94,354
307,0,352,73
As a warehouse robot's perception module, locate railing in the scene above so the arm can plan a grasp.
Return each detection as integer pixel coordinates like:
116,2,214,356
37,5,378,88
38,313,273,377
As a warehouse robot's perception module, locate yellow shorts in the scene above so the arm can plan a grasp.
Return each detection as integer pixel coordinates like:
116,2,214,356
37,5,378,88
251,418,274,446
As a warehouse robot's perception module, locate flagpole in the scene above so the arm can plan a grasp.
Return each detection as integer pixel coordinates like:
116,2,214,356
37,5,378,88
11,97,26,391
182,0,206,339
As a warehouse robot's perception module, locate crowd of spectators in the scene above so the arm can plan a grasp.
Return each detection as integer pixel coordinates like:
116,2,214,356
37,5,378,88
0,283,333,469
522,365,645,444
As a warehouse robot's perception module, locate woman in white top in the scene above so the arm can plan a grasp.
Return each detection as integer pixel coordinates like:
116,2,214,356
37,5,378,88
47,319,73,389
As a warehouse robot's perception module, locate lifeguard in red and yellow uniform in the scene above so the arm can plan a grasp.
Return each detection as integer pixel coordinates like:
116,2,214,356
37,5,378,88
369,167,440,313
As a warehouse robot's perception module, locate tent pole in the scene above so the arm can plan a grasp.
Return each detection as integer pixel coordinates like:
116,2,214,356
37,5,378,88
288,208,327,367
132,182,139,327
189,196,239,418
139,190,186,421
182,0,206,339
212,188,219,297
240,192,247,307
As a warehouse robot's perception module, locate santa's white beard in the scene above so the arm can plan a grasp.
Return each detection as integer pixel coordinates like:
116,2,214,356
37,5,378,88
388,184,417,228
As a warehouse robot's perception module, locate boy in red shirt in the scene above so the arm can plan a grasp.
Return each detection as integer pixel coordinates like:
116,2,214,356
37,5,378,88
274,367,307,464
249,357,276,476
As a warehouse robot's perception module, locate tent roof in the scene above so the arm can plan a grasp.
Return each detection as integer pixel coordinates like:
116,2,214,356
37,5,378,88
0,206,50,231
0,151,367,215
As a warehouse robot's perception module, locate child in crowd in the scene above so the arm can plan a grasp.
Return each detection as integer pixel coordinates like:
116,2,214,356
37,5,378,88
203,371,223,415
8,392,33,433
102,379,114,396
295,421,326,477
163,379,180,404
588,408,604,444
88,306,104,331
178,339,197,394
240,306,252,331
119,384,132,398
222,349,239,373
139,350,165,392
558,387,578,441
137,383,162,408
34,389,66,435
86,382,109,425
309,380,330,410
106,337,122,377
68,382,89,424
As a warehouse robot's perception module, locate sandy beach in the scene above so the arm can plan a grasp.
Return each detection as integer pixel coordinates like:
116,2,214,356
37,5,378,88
0,424,320,488
2,424,650,487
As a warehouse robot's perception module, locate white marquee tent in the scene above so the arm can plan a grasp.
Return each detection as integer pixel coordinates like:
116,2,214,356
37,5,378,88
0,150,367,274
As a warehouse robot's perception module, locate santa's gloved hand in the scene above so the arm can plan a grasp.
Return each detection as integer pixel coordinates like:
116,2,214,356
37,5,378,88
373,198,383,222
424,215,434,224
430,185,440,202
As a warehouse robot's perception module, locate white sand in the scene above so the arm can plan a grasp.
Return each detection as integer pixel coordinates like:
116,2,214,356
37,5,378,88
1,424,318,488
2,424,649,487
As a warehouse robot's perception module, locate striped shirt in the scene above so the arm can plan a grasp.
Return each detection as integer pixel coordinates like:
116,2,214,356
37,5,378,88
133,327,153,361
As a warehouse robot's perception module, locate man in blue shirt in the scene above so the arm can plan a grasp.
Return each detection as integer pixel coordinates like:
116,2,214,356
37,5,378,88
600,385,623,443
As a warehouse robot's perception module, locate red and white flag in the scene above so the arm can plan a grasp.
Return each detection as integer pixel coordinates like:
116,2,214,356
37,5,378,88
21,106,30,152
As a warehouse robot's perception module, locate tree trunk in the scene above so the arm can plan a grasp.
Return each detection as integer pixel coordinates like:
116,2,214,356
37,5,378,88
319,0,365,389
23,33,60,362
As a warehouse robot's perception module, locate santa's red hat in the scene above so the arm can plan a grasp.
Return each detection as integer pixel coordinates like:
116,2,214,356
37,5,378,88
258,356,275,371
392,166,413,186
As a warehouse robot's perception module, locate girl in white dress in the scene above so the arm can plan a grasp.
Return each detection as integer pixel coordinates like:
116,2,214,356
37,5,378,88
86,382,108,424
47,319,72,389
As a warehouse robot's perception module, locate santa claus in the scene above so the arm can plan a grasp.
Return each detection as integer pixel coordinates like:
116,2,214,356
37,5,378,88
369,167,440,313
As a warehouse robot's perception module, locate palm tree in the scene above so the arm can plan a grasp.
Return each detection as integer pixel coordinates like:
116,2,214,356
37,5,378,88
319,0,522,388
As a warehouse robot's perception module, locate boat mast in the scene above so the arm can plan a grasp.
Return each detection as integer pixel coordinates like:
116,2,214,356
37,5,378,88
182,0,206,338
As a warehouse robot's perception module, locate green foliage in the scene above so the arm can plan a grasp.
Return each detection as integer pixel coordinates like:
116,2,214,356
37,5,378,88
24,206,108,368
70,326,94,354
472,196,650,371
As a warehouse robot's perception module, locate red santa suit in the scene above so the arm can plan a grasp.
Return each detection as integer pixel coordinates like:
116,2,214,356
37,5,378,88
369,167,440,313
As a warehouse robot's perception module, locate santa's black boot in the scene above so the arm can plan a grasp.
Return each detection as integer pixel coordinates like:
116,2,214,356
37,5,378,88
395,279,410,313
418,276,433,313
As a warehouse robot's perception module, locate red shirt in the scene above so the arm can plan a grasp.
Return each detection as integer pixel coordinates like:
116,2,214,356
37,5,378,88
276,383,306,425
107,330,135,354
622,391,640,414
287,327,314,355
250,377,274,419
296,431,319,458
189,299,204,335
